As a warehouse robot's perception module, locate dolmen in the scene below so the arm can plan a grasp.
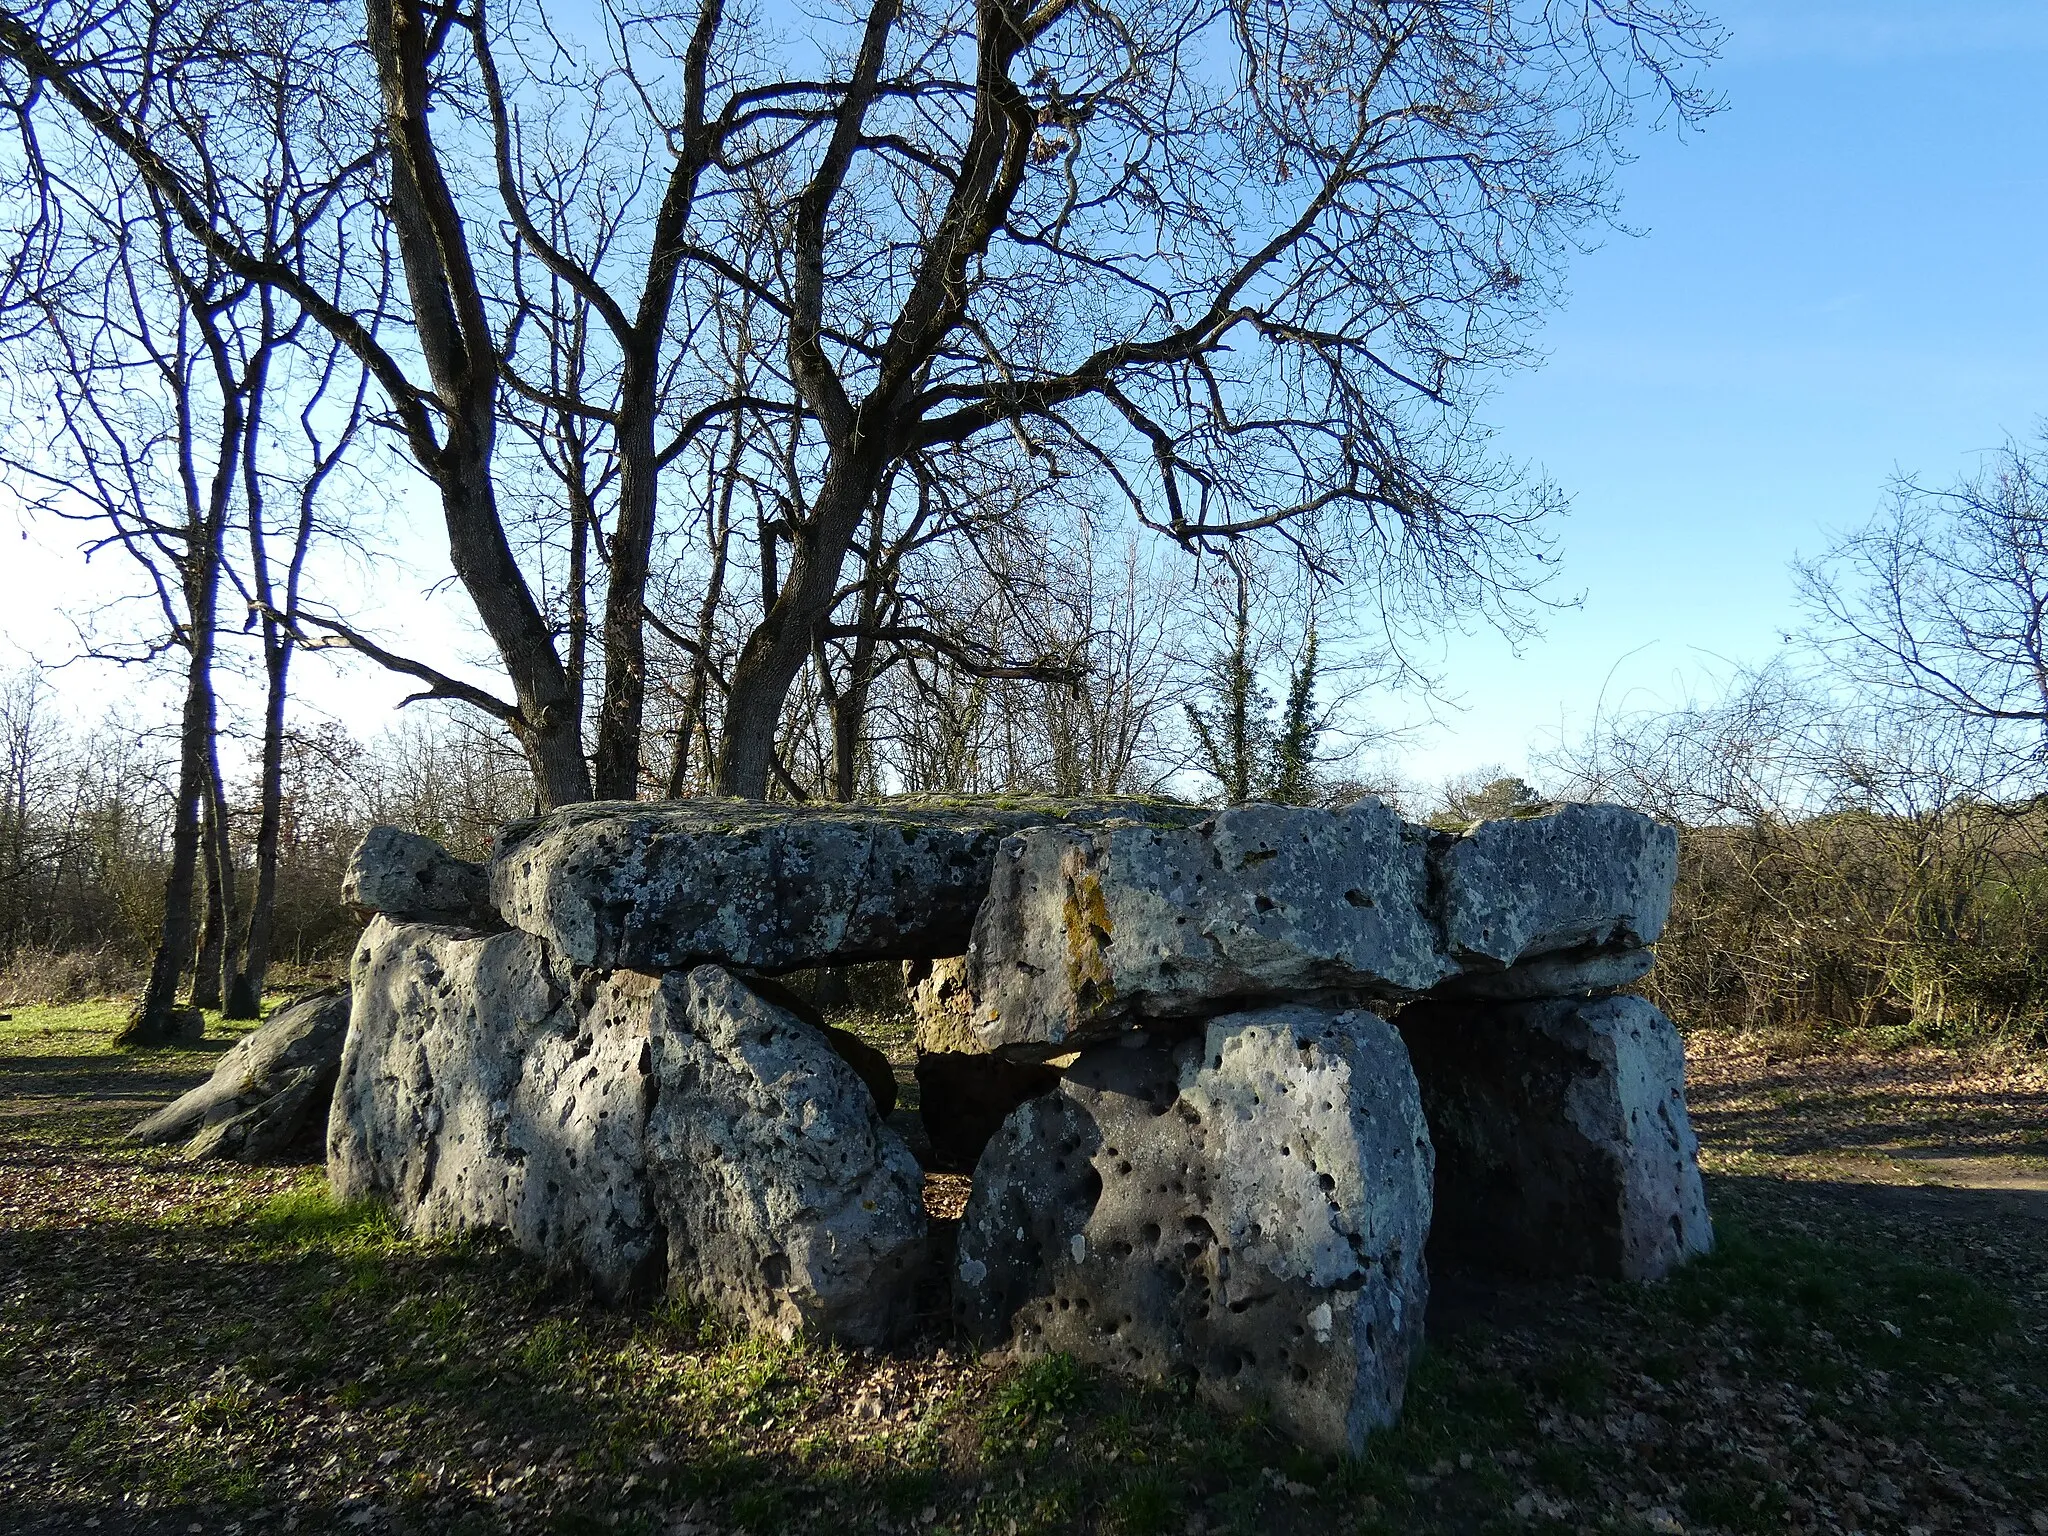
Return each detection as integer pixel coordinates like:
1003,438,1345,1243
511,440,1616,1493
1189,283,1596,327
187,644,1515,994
327,796,1712,1454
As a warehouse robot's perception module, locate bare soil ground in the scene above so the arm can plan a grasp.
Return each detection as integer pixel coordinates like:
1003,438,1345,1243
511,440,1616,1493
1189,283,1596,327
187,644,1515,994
1,1004,2043,1536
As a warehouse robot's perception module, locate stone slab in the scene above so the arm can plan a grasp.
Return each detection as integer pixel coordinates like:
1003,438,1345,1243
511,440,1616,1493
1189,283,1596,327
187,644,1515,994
955,1004,1433,1455
1436,803,1677,970
130,986,352,1160
1398,993,1712,1283
343,825,495,926
963,801,1447,1058
489,797,1203,973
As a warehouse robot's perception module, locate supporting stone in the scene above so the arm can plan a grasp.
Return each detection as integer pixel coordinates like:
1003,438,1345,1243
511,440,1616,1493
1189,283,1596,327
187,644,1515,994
329,921,927,1339
955,1005,1433,1456
1397,993,1712,1283
129,986,352,1160
904,955,978,1055
644,966,928,1345
329,919,663,1300
489,797,1205,973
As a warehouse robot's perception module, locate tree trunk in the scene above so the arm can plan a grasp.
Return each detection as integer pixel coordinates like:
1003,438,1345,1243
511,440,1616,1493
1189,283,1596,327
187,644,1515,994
227,627,290,1018
189,788,225,1011
593,381,657,800
716,465,876,796
122,626,214,1047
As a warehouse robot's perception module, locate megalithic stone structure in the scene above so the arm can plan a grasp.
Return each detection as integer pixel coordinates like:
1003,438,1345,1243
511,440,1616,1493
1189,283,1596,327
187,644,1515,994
316,794,1709,1451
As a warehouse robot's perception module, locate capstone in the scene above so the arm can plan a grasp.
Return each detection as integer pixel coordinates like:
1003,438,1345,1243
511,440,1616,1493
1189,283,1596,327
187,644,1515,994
963,800,1446,1059
343,825,495,927
489,797,1204,973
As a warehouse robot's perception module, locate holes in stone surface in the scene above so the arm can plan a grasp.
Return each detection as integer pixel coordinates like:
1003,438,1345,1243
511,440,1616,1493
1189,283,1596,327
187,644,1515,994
1344,888,1373,908
1116,1160,1133,1176
761,1252,790,1289
1141,1221,1162,1245
1290,1364,1311,1384
1183,1214,1215,1248
1318,1172,1336,1193
1253,895,1276,913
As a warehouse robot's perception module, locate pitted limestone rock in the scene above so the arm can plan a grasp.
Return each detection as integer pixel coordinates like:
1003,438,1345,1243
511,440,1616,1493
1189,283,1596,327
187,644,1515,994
904,955,979,1055
329,919,662,1299
1435,803,1677,971
955,1005,1434,1455
343,825,495,926
1398,993,1712,1282
130,986,351,1160
328,923,927,1338
964,800,1446,1058
490,798,1204,973
644,966,928,1345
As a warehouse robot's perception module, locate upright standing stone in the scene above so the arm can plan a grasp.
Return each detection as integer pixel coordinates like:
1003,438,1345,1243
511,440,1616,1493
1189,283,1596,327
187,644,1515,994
330,919,664,1299
964,801,1448,1059
1398,993,1712,1282
644,966,928,1345
956,1004,1434,1455
331,924,929,1336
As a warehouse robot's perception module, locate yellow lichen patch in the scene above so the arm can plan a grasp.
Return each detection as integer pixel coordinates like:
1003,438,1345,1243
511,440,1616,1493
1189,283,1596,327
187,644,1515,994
1060,859,1115,1018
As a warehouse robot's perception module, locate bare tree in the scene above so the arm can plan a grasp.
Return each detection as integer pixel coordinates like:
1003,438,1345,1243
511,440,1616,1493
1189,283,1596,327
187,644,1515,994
0,0,1719,806
1796,431,2048,788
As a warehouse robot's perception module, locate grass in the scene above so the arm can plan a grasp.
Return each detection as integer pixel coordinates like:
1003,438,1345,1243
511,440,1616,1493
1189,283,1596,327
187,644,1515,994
1,1001,2045,1533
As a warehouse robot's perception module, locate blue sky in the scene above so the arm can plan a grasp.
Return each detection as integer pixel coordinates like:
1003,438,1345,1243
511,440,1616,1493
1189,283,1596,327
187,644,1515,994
1403,0,2048,782
7,0,2044,793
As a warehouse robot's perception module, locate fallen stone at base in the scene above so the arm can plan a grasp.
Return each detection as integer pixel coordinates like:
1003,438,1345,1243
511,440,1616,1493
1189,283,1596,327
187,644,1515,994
130,987,352,1160
490,797,1206,974
1397,993,1712,1283
343,825,495,926
964,801,1447,1059
329,922,927,1338
1435,804,1677,970
955,1005,1434,1455
645,966,928,1345
914,1051,1062,1172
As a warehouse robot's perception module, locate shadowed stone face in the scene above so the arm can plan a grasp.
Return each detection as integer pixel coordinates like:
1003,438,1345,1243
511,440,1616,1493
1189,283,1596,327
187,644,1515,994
1399,993,1713,1283
488,798,1206,973
955,1005,1434,1456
